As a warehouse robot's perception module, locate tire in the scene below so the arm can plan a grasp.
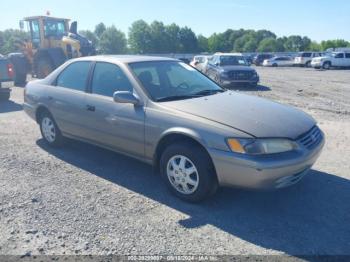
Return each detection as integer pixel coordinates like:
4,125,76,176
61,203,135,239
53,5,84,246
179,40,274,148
305,61,311,68
323,62,331,70
0,90,10,101
39,111,64,147
160,142,218,202
9,54,28,86
37,57,54,79
272,63,278,67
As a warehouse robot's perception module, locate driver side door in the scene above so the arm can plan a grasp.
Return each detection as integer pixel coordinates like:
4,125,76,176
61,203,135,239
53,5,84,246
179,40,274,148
83,62,145,158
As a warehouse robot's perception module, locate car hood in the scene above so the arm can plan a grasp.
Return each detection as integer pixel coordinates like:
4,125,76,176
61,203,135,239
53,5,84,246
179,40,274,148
220,65,255,72
162,92,315,139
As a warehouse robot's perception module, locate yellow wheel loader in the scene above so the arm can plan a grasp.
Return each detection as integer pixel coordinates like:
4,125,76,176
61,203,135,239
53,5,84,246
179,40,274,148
8,15,95,85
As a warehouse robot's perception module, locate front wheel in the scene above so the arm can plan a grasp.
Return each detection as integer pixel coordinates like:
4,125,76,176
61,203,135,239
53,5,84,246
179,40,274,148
39,111,64,147
272,63,278,67
323,62,331,70
37,57,54,79
160,142,218,202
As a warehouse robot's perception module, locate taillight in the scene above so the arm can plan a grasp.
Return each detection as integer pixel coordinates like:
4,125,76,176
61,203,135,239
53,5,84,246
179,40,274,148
7,63,14,78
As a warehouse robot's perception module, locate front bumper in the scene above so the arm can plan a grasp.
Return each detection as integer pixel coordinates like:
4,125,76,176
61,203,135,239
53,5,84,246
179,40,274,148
221,75,259,86
311,61,323,68
208,135,325,190
23,102,36,121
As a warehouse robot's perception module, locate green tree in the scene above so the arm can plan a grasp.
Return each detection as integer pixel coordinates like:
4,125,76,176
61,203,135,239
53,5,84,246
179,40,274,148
208,33,225,52
178,27,198,53
99,26,127,54
197,35,208,53
257,37,284,52
79,30,98,47
150,21,171,53
307,41,322,51
165,23,181,52
94,23,106,39
0,29,29,54
321,39,350,50
128,20,153,53
283,35,311,51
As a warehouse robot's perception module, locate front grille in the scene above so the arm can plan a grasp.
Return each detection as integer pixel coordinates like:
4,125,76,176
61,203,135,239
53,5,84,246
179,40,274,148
297,126,323,149
228,70,253,80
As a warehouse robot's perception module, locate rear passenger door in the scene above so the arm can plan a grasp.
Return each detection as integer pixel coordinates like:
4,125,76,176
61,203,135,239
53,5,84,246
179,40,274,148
84,62,145,158
48,61,91,138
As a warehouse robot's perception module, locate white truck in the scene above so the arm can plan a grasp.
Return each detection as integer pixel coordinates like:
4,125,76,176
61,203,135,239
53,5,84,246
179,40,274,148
311,52,350,69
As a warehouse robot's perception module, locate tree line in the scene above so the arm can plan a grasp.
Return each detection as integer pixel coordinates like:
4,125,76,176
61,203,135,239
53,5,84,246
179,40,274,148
1,20,349,55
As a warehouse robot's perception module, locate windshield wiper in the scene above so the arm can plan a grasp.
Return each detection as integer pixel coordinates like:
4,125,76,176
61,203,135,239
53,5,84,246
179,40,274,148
192,89,225,96
156,90,225,102
156,95,200,102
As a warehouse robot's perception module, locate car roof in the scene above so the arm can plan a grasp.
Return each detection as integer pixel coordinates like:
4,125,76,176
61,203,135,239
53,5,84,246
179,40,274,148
214,52,243,56
73,55,178,64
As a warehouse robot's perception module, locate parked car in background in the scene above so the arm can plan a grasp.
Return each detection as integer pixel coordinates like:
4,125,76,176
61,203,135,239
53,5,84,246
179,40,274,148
179,58,190,64
244,55,253,65
263,56,294,67
206,53,259,87
0,54,14,101
190,55,211,73
24,55,324,202
294,52,324,67
311,52,350,69
253,54,274,66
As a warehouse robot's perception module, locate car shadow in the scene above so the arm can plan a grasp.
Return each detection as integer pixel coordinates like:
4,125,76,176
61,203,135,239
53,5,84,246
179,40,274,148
37,138,350,255
0,100,23,113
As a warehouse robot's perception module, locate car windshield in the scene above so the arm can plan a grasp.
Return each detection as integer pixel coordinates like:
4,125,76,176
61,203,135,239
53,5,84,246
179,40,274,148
220,56,247,66
129,61,224,102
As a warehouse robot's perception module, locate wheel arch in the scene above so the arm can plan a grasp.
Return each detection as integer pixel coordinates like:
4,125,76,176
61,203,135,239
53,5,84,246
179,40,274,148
35,105,51,124
153,128,217,178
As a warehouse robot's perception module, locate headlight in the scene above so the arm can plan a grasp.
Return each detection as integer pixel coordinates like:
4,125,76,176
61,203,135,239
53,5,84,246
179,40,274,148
227,138,297,155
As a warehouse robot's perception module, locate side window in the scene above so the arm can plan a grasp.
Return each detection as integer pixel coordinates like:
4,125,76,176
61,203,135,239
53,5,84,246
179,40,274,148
56,62,91,91
91,62,133,97
345,53,350,58
210,56,217,65
335,53,344,58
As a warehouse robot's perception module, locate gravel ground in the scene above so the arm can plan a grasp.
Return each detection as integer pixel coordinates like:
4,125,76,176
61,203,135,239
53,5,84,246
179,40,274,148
0,67,349,257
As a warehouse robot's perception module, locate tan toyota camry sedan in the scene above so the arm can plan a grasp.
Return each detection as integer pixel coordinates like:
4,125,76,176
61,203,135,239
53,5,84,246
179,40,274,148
24,55,324,202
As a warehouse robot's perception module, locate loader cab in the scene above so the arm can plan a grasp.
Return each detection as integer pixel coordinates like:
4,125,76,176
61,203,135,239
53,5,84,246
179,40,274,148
24,16,70,49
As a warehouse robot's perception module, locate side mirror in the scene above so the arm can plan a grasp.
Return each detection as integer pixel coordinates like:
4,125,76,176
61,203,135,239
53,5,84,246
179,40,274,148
194,61,199,65
69,21,78,35
215,62,220,66
113,91,140,105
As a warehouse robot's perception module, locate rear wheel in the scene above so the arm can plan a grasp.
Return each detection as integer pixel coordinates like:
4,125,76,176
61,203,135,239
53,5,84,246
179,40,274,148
37,57,54,79
272,63,278,67
39,111,64,147
305,61,311,68
160,142,218,202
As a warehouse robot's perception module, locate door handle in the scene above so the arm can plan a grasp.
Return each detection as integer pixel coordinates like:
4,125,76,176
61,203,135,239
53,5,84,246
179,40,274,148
86,105,95,112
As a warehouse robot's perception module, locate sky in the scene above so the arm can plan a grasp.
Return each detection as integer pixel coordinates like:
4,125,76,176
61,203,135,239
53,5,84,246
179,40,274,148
1,0,349,42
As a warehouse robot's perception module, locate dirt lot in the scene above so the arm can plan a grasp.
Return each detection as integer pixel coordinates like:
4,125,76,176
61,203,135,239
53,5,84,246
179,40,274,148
0,67,349,256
